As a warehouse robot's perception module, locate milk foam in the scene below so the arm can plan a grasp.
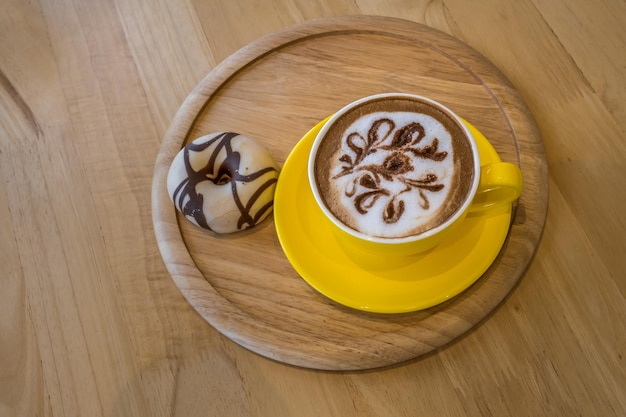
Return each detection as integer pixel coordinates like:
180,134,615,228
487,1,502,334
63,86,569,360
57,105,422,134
328,111,457,238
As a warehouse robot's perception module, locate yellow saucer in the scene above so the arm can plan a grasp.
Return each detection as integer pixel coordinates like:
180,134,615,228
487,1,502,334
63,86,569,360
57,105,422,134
274,118,512,314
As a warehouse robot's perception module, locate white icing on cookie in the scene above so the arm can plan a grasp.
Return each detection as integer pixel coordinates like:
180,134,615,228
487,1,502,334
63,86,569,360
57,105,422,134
167,132,279,233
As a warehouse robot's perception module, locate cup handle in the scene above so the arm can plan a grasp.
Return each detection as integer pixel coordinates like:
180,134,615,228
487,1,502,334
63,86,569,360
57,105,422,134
469,162,523,212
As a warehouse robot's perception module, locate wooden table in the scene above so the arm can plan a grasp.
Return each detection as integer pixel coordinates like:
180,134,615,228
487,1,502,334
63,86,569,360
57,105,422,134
1,0,624,416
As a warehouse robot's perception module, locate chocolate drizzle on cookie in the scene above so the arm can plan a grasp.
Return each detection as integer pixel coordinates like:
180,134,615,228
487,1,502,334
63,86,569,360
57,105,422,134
172,132,278,231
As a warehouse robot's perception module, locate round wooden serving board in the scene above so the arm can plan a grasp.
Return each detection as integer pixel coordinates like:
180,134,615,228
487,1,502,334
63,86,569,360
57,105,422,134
152,16,548,371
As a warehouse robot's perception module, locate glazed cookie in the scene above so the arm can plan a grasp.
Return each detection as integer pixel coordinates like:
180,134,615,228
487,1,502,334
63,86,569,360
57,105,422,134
167,132,280,233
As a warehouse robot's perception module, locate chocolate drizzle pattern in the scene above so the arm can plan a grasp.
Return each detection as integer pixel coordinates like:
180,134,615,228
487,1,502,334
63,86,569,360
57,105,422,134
172,132,278,231
334,118,448,224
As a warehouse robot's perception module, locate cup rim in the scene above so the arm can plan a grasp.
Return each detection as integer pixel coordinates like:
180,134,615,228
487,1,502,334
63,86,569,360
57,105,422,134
308,92,481,245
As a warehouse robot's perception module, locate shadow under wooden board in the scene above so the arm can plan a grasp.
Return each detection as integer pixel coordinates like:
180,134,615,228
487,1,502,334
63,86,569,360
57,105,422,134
152,15,548,371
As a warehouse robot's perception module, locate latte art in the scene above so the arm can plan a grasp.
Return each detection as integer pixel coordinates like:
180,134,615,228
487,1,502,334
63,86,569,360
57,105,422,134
313,96,475,239
333,113,451,225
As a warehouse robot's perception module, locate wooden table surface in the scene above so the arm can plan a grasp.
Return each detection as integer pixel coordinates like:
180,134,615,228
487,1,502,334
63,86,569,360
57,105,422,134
1,0,624,416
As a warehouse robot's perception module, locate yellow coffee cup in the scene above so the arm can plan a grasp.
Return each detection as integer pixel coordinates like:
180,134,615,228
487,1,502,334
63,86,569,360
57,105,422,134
308,93,523,257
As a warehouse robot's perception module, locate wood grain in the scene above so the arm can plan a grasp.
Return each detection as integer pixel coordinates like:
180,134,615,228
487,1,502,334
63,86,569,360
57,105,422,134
152,16,547,370
1,0,625,415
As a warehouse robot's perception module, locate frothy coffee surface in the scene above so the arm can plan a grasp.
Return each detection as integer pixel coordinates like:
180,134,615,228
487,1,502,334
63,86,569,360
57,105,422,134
313,96,475,239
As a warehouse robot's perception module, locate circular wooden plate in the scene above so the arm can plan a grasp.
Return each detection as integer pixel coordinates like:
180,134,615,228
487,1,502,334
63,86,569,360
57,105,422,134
152,16,548,370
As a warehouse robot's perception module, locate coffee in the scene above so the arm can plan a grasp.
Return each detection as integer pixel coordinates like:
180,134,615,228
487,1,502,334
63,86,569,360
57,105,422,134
312,95,475,239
